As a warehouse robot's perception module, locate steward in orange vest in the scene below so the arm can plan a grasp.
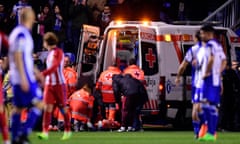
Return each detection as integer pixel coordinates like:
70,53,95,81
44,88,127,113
96,65,121,121
63,55,77,98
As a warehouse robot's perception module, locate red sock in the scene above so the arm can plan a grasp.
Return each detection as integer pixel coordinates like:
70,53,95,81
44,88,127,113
63,111,71,131
43,112,52,133
0,112,9,141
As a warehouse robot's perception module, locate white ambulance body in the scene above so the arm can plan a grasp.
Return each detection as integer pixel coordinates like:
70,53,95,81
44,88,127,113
77,21,240,122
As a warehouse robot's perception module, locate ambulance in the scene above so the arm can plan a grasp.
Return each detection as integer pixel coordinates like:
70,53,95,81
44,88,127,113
76,21,240,124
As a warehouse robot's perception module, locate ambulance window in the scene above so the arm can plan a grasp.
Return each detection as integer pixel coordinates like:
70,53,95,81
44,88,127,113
115,29,138,71
141,42,158,75
235,47,240,62
182,44,193,76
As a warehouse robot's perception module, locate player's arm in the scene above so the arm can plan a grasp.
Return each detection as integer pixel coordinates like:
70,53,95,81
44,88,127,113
34,67,44,87
204,54,214,78
14,50,29,92
220,59,227,73
175,60,189,85
42,50,62,76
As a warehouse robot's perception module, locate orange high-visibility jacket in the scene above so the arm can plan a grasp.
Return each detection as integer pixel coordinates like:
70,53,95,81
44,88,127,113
124,65,145,81
96,66,121,103
69,89,94,123
63,67,77,98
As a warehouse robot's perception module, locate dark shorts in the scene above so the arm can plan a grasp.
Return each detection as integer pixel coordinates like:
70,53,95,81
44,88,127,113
13,82,42,107
203,76,221,105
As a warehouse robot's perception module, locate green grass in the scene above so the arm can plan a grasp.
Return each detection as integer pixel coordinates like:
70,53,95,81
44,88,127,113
19,131,240,144
2,131,240,144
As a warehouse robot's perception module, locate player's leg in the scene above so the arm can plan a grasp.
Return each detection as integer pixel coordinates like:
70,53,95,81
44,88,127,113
0,104,10,144
192,88,201,138
198,103,207,138
11,85,25,143
57,84,71,140
192,103,200,138
21,85,43,142
38,85,55,140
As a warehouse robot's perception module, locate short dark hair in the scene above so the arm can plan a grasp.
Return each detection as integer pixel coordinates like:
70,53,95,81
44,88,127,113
129,58,136,65
200,24,215,33
43,32,59,46
195,30,201,42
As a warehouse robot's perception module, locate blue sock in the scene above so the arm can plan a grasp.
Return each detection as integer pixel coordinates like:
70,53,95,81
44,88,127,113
208,105,218,135
198,105,206,125
202,103,211,131
22,107,41,136
11,113,21,141
192,120,200,136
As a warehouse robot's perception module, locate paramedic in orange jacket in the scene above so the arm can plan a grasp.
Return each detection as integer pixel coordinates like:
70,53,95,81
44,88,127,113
124,58,144,82
96,64,121,121
69,84,94,131
63,55,77,98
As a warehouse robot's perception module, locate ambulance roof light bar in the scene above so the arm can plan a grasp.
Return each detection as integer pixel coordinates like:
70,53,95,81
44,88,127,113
110,20,167,26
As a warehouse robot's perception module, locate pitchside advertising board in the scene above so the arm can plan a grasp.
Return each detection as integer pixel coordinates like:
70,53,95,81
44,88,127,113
139,27,159,110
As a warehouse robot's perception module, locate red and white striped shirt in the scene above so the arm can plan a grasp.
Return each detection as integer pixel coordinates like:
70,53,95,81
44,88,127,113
42,47,65,85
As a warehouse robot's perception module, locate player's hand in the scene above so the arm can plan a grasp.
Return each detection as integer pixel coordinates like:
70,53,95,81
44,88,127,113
192,59,197,67
21,79,29,92
175,77,181,86
36,72,45,87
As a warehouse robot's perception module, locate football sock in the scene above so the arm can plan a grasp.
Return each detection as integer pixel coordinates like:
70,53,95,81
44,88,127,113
11,113,21,141
60,108,71,131
198,109,206,125
192,120,200,136
0,112,9,141
208,105,218,135
43,112,52,133
22,107,41,136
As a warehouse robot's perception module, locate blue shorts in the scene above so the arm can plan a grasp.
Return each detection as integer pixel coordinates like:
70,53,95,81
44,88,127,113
13,82,43,108
192,87,202,103
203,76,221,105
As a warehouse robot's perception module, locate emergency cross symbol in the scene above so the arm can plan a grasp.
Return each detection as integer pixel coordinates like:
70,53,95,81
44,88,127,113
134,71,140,78
105,73,112,80
145,48,156,68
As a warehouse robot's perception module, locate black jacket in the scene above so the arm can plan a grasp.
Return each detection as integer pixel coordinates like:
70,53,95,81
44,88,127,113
112,74,148,106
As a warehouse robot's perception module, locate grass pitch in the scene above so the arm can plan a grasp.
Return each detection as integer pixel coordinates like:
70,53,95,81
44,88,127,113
21,131,240,144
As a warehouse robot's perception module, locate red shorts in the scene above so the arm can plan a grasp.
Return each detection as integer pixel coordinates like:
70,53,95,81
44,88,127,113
43,84,67,107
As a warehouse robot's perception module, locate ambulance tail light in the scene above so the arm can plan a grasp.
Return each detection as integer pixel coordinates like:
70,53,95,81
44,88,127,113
159,76,166,100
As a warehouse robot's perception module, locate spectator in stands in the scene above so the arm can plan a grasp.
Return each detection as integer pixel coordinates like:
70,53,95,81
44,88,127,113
53,4,65,51
36,4,53,52
69,0,93,55
0,4,7,32
97,5,112,35
10,0,31,25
